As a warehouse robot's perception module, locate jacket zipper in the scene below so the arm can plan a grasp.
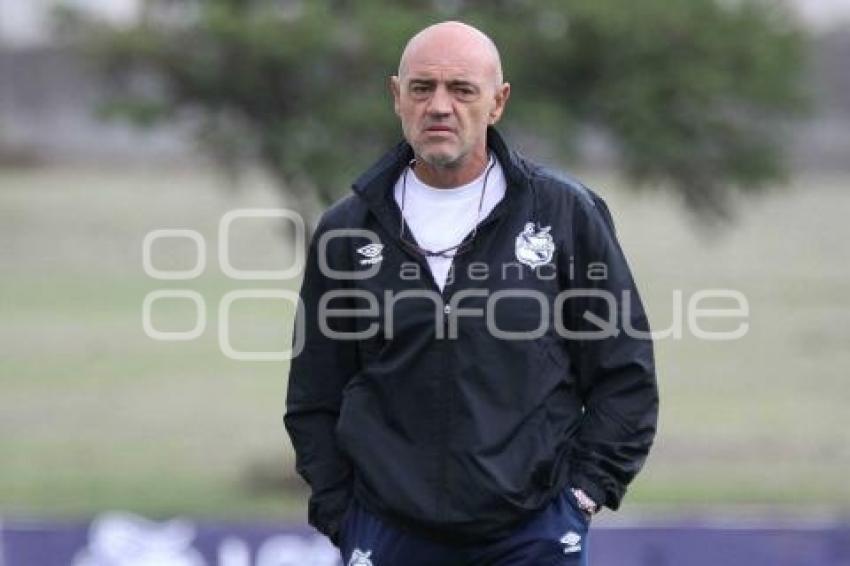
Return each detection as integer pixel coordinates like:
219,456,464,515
366,182,515,521
397,192,511,520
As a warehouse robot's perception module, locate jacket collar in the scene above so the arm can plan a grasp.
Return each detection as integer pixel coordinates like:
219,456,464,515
350,127,537,255
351,126,529,210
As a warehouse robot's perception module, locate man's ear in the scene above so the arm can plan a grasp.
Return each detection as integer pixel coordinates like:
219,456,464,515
489,82,511,125
389,76,401,117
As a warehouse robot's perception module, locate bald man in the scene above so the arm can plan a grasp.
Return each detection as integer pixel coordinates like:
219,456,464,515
285,21,658,566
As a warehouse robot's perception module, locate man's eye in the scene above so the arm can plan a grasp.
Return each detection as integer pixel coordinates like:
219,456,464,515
453,86,477,98
410,85,430,94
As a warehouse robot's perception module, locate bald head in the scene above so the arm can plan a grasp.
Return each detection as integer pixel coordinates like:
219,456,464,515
390,21,510,184
398,21,503,87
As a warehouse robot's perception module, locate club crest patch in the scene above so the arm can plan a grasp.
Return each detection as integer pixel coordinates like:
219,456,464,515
515,222,554,268
348,548,374,566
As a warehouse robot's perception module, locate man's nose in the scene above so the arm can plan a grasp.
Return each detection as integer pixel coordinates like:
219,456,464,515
426,85,452,116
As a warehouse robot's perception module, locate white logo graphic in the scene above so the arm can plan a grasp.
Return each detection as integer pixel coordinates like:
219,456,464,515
357,243,384,266
72,512,205,566
348,548,374,566
560,530,582,554
515,222,554,268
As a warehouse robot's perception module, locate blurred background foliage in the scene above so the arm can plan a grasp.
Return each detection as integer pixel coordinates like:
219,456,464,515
56,0,808,226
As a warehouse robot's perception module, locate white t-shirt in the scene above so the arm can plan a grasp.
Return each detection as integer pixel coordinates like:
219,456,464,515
392,155,507,290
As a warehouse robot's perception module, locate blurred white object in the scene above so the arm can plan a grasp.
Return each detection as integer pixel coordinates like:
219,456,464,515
72,512,206,566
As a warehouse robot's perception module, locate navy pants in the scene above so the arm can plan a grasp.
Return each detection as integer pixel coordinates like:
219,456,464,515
338,487,591,566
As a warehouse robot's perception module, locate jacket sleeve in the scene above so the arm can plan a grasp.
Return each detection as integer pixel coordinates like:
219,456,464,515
284,215,358,545
564,192,659,511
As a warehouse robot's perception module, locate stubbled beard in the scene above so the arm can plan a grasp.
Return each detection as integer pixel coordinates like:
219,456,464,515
416,146,463,168
422,152,458,167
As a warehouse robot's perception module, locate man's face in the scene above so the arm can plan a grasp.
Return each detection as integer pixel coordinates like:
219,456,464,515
391,43,509,168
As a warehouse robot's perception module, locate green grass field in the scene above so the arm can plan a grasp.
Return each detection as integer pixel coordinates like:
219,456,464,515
1,163,848,521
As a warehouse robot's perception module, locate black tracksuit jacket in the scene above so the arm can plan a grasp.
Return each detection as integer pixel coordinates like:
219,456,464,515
284,127,658,545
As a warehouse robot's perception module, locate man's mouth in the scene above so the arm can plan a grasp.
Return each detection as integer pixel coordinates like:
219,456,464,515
424,126,454,133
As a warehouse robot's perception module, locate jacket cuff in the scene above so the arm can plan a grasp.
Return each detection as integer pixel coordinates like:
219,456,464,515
308,487,352,546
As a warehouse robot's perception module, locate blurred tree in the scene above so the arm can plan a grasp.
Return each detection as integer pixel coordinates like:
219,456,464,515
57,0,807,226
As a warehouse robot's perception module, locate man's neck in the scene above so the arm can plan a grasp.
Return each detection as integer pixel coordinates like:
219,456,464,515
412,149,489,188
